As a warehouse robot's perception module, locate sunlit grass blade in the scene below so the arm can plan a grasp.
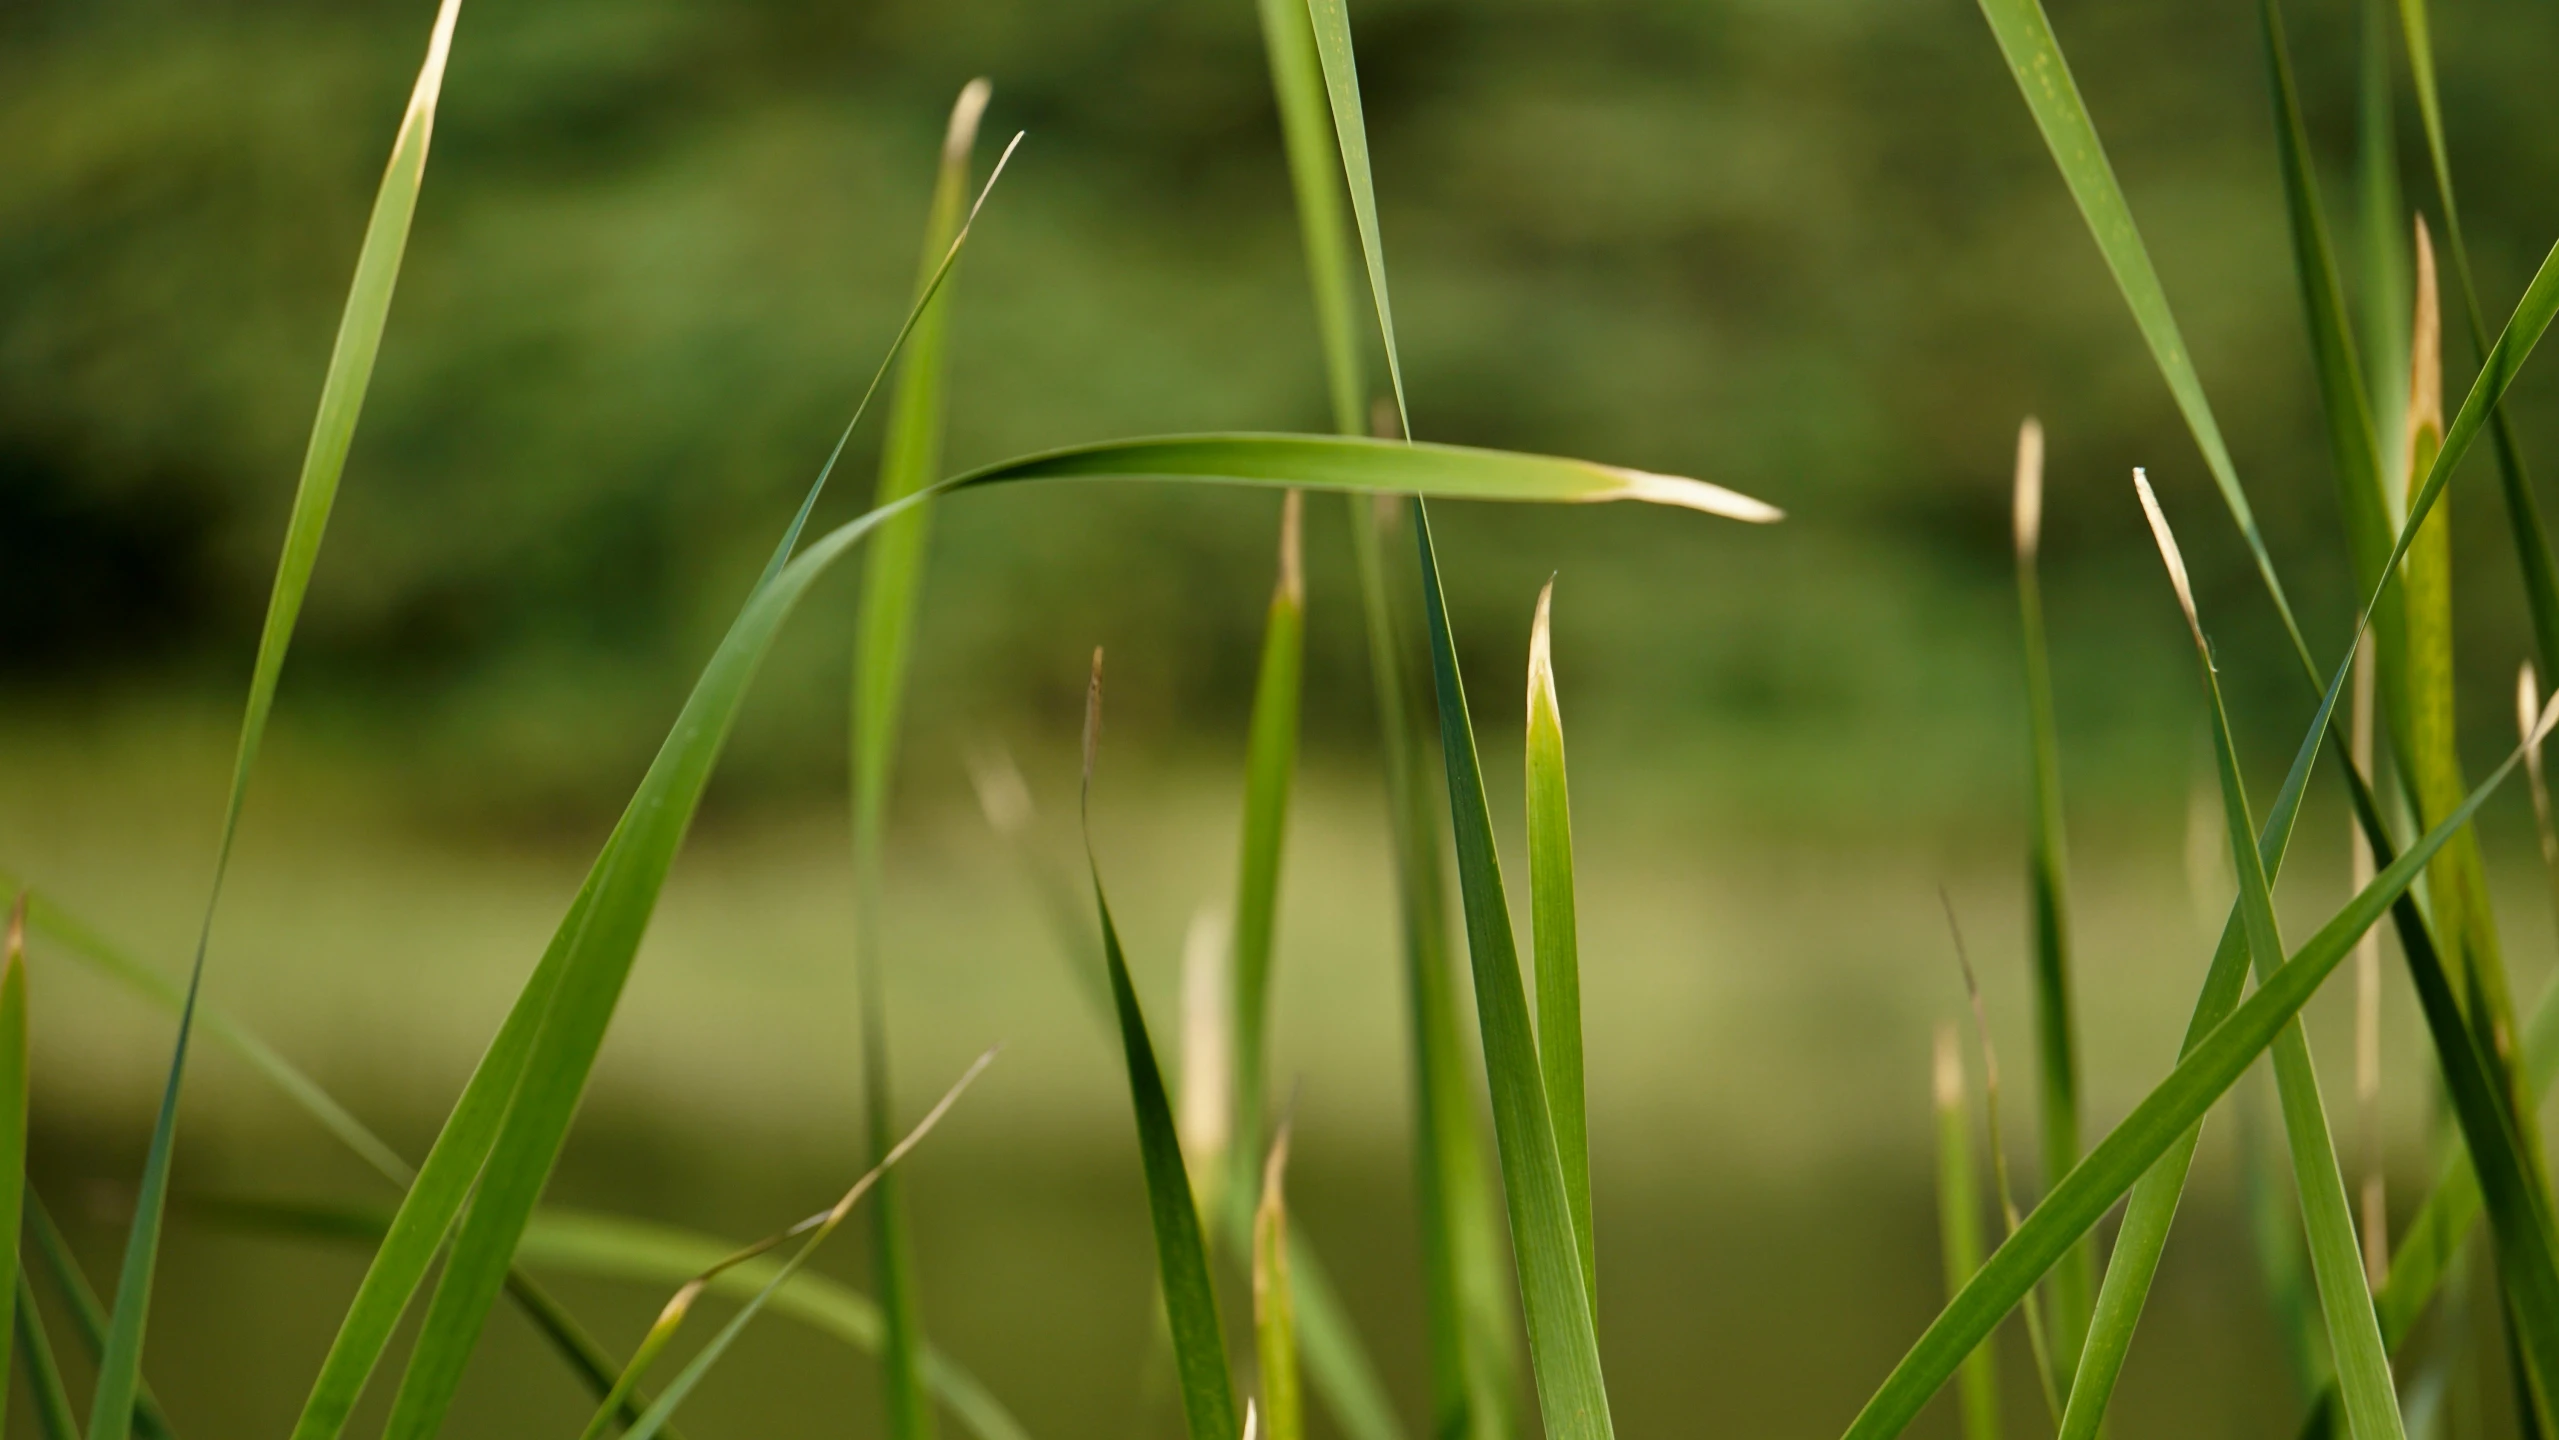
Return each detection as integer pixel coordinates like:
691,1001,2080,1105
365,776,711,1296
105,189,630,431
27,1197,174,1440
1254,1124,1304,1440
87,5,463,1434
1526,579,1594,1321
1228,493,1308,1209
2009,421,2088,1372
1301,0,1408,430
605,1051,993,1440
2394,0,2559,675
17,1277,79,1440
1414,506,1613,1440
1081,653,1242,1440
1933,1024,2001,1440
2354,0,2409,473
1845,688,2559,1440
849,78,992,1440
1,900,27,1424
2136,478,2404,1440
2237,1069,2326,1400
1252,0,1366,436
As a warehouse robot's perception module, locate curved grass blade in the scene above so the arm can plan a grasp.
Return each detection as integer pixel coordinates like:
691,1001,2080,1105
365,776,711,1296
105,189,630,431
1845,691,2559,1440
1253,0,1366,437
1081,654,1241,1440
610,1051,994,1440
1,901,27,1422
850,79,992,1440
1300,0,1407,430
87,6,462,1435
1414,507,1614,1440
17,1277,78,1440
1254,1125,1304,1440
26,1198,174,1440
2136,479,2404,1440
1526,580,1594,1322
1933,1024,2001,1440
1229,493,1308,1208
2009,422,2088,1371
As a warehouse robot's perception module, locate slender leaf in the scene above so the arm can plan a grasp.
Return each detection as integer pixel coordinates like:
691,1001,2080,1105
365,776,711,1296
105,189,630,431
87,5,462,1434
1229,492,1308,1208
1252,0,1366,437
2009,420,2089,1375
1081,654,1241,1440
1844,692,2559,1440
26,1199,173,1440
1301,0,1408,429
2352,0,2409,492
2136,480,2403,1440
2236,1067,2326,1401
17,1279,78,1440
850,78,992,1440
1414,505,1614,1440
1255,1126,1304,1440
1526,580,1595,1322
1933,1024,2001,1440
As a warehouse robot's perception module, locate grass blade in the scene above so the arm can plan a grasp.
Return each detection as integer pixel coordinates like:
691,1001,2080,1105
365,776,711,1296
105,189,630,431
1414,507,1613,1440
1252,0,1366,437
850,79,992,1440
1081,653,1242,1440
1933,1024,2002,1440
87,6,462,1435
26,1198,174,1440
1254,1126,1304,1440
1526,580,1595,1322
1,901,27,1426
2236,1069,2327,1401
611,1051,994,1440
2136,480,2405,1440
1845,689,2559,1440
2009,421,2089,1373
2353,0,2409,485
1300,0,1407,429
1229,493,1308,1209
17,1278,79,1440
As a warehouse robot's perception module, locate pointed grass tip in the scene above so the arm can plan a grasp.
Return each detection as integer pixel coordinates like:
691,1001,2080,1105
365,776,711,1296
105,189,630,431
945,79,994,167
1080,648,1104,815
1277,490,1303,606
1244,1400,1260,1440
405,0,465,127
1932,1020,1964,1113
2013,417,2045,560
1529,577,1560,717
2409,217,2442,444
1177,904,1232,1173
2132,469,2202,645
1610,467,1784,523
2522,663,2542,747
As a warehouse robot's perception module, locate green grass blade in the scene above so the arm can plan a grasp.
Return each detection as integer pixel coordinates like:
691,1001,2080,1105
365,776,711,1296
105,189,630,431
1252,0,1366,436
26,1198,174,1440
17,1277,79,1440
1300,0,1407,431
1229,494,1308,1209
1526,580,1594,1323
1081,655,1241,1440
2009,423,2089,1374
612,1052,993,1440
850,79,991,1440
2353,0,2409,483
1933,1025,2002,1440
1845,691,2556,1440
86,6,462,1435
2236,1069,2325,1401
1255,1128,1304,1440
2395,0,2559,676
1414,506,1613,1440
2137,482,2404,1440
1,903,27,1430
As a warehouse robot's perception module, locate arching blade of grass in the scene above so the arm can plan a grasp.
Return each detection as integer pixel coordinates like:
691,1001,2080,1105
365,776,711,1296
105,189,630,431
1844,689,2559,1440
850,78,992,1440
27,1197,174,1440
1933,1024,2002,1440
1081,654,1242,1440
2009,421,2088,1378
609,1050,995,1440
1,900,28,1424
1253,0,1366,438
2136,479,2404,1440
2395,0,2559,676
1302,0,1407,430
87,4,462,1435
1255,1124,1304,1440
1526,580,1594,1322
1414,507,1614,1440
1228,493,1307,1210
17,1277,79,1440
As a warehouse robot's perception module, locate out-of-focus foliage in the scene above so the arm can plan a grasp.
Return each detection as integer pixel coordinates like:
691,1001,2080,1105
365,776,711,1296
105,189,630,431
6,0,2558,824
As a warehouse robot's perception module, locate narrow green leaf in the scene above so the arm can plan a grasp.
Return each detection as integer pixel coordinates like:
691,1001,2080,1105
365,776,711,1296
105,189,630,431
1525,580,1594,1323
2009,422,2089,1375
1,901,29,1431
1844,688,2558,1440
17,1278,79,1440
1254,1127,1304,1440
1252,0,1366,437
26,1198,175,1440
1414,505,1614,1440
2235,1068,2325,1402
2136,482,2404,1440
1300,0,1408,430
1229,493,1308,1209
88,6,462,1435
2352,0,2409,490
1081,654,1241,1440
1933,1025,2001,1440
850,78,992,1440
612,1051,994,1440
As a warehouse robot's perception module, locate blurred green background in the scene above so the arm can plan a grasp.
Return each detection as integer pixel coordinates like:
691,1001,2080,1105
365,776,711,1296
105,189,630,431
9,0,2559,1432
